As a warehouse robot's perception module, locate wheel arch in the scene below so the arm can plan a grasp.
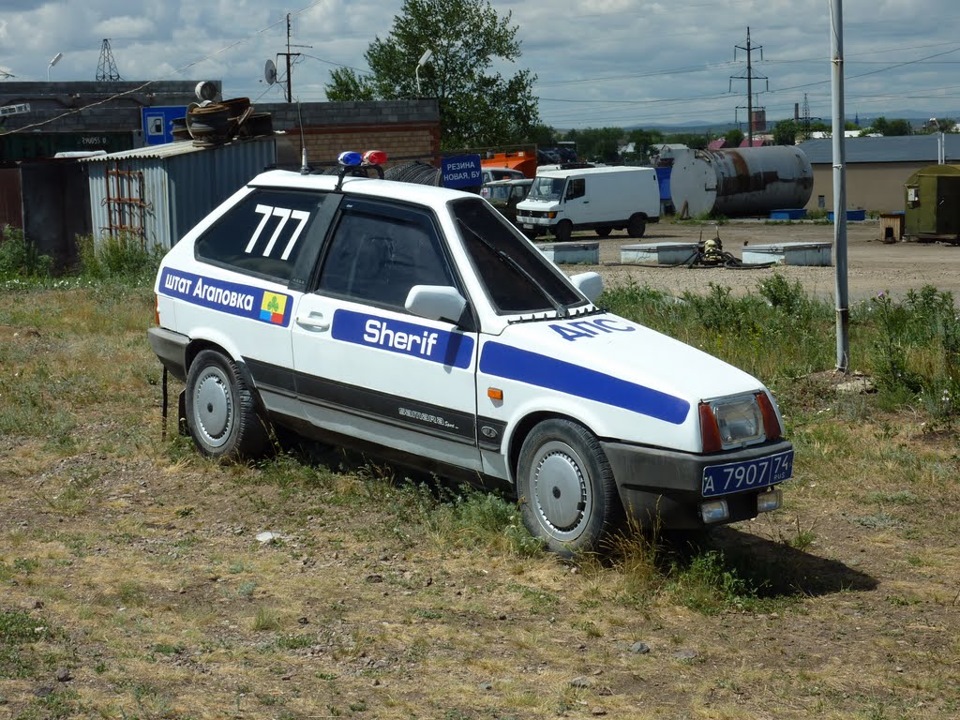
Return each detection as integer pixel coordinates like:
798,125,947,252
506,410,599,490
184,339,264,412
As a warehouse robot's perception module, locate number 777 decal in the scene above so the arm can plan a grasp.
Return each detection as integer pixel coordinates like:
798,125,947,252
245,204,311,261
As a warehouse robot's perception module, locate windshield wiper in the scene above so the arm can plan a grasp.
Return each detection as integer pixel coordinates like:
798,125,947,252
456,218,568,318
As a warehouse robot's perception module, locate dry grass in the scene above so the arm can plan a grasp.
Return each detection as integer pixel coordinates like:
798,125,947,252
1,283,960,719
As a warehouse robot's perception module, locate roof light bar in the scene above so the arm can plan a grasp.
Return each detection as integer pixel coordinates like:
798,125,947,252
335,150,388,191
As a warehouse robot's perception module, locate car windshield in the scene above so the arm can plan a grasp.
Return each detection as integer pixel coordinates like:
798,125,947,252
485,184,512,202
450,197,585,315
528,176,565,201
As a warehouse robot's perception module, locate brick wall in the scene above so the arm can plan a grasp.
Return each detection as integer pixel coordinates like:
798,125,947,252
264,99,441,170
0,82,441,167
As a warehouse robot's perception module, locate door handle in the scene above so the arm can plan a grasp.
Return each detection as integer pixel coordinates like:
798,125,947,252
296,312,330,331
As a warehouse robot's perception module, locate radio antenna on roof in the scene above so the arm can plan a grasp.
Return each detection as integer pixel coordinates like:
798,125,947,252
297,101,312,174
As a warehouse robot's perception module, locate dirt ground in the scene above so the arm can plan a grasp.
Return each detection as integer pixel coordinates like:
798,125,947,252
570,219,960,304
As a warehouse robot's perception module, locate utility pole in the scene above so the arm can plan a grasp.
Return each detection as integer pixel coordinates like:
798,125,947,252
730,27,767,146
275,13,311,102
830,1,849,372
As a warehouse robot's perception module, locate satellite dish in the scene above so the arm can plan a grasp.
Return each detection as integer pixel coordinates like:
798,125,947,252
194,81,218,101
264,59,278,85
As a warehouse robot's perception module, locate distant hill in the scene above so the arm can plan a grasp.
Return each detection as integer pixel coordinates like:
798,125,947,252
622,111,960,135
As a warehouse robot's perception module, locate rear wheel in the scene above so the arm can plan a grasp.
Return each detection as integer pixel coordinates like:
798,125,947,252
185,349,269,460
518,419,623,556
627,213,647,238
555,220,573,243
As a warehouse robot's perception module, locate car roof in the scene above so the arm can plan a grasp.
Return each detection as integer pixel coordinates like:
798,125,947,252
248,168,472,205
535,166,650,179
483,178,532,186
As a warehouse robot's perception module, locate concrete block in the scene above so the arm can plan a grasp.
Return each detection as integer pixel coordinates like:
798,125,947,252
538,241,600,264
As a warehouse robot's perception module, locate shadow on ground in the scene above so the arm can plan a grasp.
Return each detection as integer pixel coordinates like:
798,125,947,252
670,525,878,598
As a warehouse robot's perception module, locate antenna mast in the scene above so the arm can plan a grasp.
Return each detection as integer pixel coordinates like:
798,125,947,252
730,27,767,146
96,38,122,81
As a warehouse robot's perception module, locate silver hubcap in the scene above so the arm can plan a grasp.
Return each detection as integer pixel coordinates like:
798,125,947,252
194,367,232,447
532,441,589,535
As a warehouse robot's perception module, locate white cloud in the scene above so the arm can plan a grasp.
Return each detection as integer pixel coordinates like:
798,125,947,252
1,0,959,127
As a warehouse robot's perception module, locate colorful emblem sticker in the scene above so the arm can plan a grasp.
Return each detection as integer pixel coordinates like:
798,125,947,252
260,291,288,324
158,268,292,327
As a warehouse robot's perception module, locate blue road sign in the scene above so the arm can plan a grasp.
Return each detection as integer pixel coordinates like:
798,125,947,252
141,106,187,145
441,154,482,189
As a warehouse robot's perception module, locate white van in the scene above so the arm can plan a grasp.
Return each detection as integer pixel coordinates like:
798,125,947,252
515,166,660,241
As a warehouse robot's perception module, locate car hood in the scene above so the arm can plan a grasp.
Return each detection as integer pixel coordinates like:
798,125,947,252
483,311,765,404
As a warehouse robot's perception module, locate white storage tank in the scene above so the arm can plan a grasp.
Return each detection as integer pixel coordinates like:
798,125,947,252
670,146,813,217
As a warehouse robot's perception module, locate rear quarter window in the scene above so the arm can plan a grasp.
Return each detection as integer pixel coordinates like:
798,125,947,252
195,189,329,283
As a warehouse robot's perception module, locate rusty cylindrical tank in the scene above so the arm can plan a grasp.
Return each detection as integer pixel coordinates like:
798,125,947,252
669,146,813,217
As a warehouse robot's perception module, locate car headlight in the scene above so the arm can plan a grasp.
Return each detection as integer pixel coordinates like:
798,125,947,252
699,392,782,452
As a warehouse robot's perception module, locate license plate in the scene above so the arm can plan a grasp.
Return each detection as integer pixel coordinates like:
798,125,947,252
523,223,534,229
702,450,793,497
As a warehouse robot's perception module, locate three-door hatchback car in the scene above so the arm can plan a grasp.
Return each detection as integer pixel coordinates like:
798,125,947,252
148,151,793,555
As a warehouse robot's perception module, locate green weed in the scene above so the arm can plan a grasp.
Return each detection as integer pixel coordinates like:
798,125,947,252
0,225,52,279
666,550,758,614
75,231,164,284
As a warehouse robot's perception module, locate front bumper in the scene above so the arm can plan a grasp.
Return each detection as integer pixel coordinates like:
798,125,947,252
600,439,794,530
517,215,552,227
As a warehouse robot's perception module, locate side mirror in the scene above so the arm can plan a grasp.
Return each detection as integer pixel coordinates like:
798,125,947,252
405,285,467,324
570,271,603,304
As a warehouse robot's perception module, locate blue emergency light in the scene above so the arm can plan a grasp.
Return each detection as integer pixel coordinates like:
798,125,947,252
335,150,388,190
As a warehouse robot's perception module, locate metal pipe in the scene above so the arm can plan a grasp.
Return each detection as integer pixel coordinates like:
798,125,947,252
831,0,849,373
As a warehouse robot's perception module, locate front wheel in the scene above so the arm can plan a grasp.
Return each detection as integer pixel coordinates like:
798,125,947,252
185,349,269,460
554,220,573,243
518,419,623,556
627,214,647,238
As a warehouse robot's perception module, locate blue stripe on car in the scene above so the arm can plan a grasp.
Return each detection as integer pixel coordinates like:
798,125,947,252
332,309,475,368
157,268,292,327
480,342,690,424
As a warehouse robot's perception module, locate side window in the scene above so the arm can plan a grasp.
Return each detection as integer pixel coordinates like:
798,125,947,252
195,189,327,282
317,205,455,310
565,178,585,200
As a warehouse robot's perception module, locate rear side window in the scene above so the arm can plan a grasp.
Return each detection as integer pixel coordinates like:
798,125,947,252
195,189,328,283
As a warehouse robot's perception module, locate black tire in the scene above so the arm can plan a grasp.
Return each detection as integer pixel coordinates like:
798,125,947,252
555,220,573,243
185,349,269,460
517,419,623,556
627,214,647,238
596,227,612,238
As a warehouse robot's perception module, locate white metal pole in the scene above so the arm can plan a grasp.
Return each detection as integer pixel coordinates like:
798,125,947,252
830,0,849,372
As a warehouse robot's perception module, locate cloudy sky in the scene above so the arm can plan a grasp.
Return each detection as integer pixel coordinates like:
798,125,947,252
1,0,959,129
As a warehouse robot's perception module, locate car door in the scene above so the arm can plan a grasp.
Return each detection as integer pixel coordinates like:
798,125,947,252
562,176,591,224
290,197,483,471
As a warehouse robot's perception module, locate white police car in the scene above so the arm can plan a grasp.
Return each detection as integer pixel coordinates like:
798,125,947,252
148,151,793,555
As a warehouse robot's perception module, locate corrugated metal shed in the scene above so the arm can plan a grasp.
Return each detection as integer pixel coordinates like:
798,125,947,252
84,136,277,249
797,135,960,165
